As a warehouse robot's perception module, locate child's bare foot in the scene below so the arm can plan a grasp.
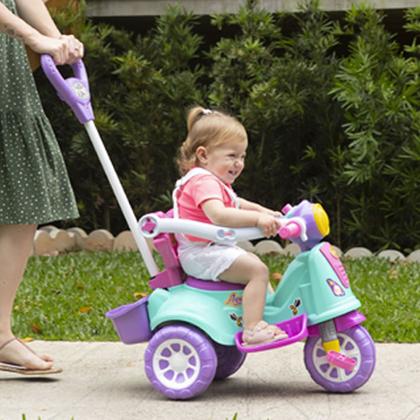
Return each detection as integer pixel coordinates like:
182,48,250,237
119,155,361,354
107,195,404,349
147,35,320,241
0,337,54,370
242,321,288,346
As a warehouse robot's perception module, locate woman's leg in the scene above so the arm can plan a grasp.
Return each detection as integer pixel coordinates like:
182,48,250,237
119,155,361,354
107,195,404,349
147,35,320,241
218,252,269,330
0,224,53,370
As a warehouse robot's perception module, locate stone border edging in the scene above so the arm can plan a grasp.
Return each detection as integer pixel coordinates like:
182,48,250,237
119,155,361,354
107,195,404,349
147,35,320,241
32,227,420,262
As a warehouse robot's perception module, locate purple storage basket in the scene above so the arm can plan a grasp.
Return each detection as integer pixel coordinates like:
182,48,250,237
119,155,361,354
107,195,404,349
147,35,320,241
106,296,152,344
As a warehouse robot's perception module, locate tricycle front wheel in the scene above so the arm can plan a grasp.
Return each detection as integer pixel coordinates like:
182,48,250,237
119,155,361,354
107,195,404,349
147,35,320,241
304,325,376,393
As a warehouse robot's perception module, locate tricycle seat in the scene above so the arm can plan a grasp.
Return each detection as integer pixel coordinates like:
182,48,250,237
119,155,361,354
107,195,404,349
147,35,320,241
185,277,244,291
147,210,244,291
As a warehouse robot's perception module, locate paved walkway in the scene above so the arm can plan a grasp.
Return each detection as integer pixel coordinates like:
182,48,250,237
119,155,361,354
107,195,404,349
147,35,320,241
0,342,419,420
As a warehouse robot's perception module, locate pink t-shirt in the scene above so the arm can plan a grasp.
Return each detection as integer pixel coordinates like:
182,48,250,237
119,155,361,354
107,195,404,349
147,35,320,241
177,172,237,242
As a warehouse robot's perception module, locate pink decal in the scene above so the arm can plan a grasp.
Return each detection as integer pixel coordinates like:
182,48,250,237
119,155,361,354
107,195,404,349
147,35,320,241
320,243,350,288
327,279,345,296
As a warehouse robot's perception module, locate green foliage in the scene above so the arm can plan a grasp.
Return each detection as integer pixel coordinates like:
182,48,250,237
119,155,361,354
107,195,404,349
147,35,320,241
331,6,420,251
14,253,420,343
208,0,347,245
110,5,204,218
36,1,420,251
15,252,151,341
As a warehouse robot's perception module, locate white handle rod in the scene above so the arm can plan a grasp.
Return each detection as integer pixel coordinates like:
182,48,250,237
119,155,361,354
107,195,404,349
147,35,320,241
140,214,308,244
84,121,159,276
140,214,266,243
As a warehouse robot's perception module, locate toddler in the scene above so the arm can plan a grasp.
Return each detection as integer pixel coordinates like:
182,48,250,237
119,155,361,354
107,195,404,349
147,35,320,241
174,106,287,346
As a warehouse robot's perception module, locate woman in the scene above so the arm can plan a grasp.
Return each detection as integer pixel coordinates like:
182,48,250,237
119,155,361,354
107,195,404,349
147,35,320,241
0,0,83,375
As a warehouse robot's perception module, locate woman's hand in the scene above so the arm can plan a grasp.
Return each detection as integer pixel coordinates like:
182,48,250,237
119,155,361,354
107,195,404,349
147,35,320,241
59,34,84,63
25,31,83,65
257,214,282,238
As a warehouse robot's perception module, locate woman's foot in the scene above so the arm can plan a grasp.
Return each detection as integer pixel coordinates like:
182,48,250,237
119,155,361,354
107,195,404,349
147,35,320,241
242,320,288,346
0,336,54,371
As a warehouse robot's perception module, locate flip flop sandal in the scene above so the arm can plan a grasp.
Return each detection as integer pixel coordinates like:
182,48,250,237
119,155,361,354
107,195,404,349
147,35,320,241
0,338,62,376
242,321,287,346
265,324,289,339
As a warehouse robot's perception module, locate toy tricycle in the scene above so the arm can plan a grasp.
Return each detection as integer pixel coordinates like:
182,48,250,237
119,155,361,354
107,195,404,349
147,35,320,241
41,56,376,400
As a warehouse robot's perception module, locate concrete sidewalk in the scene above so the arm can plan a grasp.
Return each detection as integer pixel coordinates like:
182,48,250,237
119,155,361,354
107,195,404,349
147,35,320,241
0,341,419,420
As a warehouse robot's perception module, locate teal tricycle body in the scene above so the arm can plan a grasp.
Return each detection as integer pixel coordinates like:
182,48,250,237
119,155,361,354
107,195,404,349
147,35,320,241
147,241,361,345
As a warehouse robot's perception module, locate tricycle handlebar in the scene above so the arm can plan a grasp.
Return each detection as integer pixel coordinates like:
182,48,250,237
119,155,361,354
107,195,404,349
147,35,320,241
139,214,307,244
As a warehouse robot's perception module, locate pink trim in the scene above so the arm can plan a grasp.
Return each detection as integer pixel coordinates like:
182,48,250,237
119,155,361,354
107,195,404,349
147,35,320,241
320,242,350,288
235,314,308,353
142,211,168,234
279,222,302,239
153,234,179,267
281,203,293,214
150,268,184,290
148,212,184,289
327,351,356,371
307,310,366,336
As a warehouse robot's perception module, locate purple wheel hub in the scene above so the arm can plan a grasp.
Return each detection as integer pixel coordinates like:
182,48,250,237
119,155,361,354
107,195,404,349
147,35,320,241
304,325,376,393
213,342,247,380
144,324,217,400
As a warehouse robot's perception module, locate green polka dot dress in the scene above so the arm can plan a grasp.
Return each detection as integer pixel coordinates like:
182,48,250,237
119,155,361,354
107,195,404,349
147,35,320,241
0,0,79,224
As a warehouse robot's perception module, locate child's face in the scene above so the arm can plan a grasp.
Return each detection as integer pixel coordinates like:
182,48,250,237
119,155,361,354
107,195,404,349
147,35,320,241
197,139,247,184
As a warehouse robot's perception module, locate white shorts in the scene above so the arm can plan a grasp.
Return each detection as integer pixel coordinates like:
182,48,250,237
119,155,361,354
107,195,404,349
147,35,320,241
177,237,247,281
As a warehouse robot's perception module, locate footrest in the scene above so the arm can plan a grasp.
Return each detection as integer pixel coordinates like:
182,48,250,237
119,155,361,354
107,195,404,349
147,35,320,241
327,351,356,371
234,314,308,353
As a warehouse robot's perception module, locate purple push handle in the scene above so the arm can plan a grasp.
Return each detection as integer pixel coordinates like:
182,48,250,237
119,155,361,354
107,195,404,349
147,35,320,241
40,54,94,124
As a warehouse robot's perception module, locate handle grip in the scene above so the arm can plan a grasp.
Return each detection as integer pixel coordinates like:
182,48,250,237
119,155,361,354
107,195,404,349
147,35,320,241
278,217,308,242
40,54,94,124
279,222,302,240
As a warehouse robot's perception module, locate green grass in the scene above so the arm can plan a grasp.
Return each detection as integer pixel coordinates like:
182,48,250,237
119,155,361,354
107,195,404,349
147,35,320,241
13,252,420,343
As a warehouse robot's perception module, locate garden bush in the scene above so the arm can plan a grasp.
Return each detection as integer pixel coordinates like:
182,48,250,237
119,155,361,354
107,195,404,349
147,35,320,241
331,5,420,252
36,0,420,252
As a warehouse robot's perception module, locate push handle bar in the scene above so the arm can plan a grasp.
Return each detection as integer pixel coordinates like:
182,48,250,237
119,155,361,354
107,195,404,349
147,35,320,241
41,55,159,276
40,55,94,124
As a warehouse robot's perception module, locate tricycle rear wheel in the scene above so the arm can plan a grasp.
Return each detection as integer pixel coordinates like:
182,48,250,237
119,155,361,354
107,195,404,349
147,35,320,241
144,324,217,400
213,342,246,380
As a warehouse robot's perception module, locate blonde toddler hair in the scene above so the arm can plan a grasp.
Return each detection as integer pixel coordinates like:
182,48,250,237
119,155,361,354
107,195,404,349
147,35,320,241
177,106,248,175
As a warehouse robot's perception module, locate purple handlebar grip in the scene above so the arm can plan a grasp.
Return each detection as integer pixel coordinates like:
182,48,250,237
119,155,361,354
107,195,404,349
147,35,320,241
40,54,94,124
279,222,302,240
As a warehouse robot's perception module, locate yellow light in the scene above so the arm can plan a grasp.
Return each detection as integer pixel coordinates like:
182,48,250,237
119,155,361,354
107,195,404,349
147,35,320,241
313,204,330,237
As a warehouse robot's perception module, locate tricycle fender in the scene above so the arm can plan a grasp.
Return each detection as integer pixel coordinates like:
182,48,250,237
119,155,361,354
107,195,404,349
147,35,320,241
147,285,243,345
305,243,361,324
307,310,366,336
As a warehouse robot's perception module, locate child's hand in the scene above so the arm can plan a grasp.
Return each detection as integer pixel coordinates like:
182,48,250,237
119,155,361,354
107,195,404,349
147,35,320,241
260,207,283,217
271,210,283,217
257,214,282,238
